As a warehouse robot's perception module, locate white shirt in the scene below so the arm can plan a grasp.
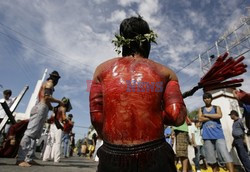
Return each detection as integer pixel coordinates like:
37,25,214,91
189,124,203,146
0,97,15,118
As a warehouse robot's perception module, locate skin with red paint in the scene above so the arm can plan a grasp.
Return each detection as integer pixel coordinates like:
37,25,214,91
233,89,250,104
90,55,187,145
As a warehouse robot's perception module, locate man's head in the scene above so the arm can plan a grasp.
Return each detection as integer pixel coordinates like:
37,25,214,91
120,16,151,58
47,71,61,86
68,114,73,120
194,120,202,127
61,97,72,112
203,92,213,105
229,110,239,120
3,89,12,100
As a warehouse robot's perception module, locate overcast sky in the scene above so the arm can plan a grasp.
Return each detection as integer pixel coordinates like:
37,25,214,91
0,0,250,140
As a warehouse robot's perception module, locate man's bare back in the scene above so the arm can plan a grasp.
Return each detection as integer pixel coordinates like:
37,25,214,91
91,55,186,145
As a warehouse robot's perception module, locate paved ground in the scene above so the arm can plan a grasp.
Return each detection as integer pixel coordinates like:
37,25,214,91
0,155,98,172
0,154,243,172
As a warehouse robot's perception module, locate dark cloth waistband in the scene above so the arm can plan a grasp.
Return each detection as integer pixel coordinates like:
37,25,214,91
102,138,165,154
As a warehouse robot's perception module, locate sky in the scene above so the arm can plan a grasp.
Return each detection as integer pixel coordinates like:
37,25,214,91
0,0,250,141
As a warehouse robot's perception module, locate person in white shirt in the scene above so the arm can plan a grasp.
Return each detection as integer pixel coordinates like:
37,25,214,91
0,89,15,147
190,120,207,172
0,89,15,119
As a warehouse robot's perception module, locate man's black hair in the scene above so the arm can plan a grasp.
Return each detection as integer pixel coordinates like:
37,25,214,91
120,16,151,58
47,70,61,86
3,89,12,97
203,92,212,99
229,110,239,117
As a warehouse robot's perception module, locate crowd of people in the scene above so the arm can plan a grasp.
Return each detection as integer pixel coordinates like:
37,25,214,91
164,92,250,172
89,15,250,172
1,15,250,172
0,71,75,167
76,133,103,162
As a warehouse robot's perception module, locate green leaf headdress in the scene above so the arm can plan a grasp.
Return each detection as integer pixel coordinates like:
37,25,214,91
61,97,72,112
112,30,158,55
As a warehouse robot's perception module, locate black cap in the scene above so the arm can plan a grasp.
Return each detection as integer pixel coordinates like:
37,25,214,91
49,71,61,78
229,110,239,117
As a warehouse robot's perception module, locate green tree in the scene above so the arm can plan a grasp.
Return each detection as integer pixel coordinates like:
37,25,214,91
188,109,199,121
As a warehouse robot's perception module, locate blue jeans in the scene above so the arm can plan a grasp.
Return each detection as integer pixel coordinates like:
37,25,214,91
234,138,250,172
62,133,70,157
193,146,205,170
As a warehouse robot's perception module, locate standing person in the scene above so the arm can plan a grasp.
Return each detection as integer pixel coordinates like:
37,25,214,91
62,114,74,158
89,16,187,172
229,110,250,172
92,134,103,162
43,97,72,163
16,71,64,167
0,89,16,146
173,121,192,172
198,92,234,172
190,120,206,172
164,126,174,147
69,133,75,157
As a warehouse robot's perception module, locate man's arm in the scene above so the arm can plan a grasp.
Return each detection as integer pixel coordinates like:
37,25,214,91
89,66,103,138
203,106,222,119
233,89,250,104
191,133,196,146
198,108,210,122
60,107,67,122
162,70,187,126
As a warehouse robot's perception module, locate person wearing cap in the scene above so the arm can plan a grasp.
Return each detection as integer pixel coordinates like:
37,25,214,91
198,92,234,172
229,110,250,172
43,97,72,163
62,113,74,158
16,71,64,167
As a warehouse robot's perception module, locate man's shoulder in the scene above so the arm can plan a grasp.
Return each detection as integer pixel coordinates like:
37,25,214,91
95,57,119,73
238,118,244,123
98,57,120,67
44,80,54,88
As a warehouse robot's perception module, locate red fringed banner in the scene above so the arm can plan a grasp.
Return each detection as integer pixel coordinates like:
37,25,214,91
182,52,247,98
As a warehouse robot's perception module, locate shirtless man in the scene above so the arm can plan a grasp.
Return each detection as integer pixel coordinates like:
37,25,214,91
16,71,64,167
43,97,72,163
90,16,187,172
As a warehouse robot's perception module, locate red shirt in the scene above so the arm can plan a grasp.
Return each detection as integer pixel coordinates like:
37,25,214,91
64,121,73,133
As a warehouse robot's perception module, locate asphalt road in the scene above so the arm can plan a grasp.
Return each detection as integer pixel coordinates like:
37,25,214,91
0,155,98,172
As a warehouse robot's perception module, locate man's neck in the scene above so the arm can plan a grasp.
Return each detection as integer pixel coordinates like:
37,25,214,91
205,104,212,107
234,117,239,121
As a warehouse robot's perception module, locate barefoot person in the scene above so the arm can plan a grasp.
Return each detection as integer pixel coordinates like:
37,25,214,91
16,71,64,167
90,16,187,172
43,97,72,163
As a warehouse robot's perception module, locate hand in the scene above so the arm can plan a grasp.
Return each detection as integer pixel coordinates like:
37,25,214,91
233,90,239,100
10,138,16,145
